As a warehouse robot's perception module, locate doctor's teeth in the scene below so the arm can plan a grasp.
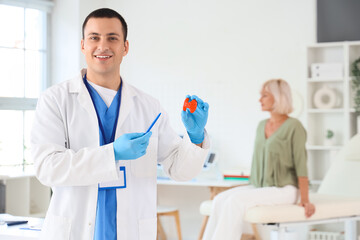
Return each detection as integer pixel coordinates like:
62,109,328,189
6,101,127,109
96,56,110,58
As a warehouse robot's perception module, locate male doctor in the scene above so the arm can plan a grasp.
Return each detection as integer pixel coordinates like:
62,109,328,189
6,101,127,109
31,8,210,240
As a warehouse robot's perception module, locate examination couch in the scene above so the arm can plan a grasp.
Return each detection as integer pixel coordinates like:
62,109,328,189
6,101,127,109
200,134,360,240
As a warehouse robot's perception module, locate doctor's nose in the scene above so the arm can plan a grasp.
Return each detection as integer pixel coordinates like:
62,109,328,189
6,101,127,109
97,39,110,51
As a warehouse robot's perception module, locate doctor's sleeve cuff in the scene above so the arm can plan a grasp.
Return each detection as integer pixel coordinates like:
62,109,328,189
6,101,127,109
185,129,210,149
163,130,210,181
104,143,120,179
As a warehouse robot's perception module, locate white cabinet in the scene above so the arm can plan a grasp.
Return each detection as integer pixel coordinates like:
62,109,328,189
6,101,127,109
305,41,360,184
1,169,50,217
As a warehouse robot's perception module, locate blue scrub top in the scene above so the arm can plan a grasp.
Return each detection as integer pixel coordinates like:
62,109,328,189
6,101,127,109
84,76,122,240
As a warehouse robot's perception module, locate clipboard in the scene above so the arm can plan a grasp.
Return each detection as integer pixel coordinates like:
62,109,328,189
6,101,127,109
98,166,127,189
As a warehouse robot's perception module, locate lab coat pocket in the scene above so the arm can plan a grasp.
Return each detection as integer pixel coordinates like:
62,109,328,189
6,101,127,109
139,217,157,240
131,137,158,178
40,214,71,240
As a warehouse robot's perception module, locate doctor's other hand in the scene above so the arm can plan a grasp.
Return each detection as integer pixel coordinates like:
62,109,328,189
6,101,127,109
181,95,209,144
113,132,152,160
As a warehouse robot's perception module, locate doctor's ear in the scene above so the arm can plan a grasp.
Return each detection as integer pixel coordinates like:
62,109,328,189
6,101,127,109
81,39,85,52
123,40,129,56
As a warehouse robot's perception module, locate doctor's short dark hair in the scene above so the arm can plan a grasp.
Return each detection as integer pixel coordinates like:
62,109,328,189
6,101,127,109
82,8,128,42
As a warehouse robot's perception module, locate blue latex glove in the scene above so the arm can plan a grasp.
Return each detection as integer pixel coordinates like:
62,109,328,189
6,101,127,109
113,132,152,160
181,95,209,144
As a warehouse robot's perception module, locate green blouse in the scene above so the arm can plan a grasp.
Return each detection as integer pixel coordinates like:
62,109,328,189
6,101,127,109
249,117,308,188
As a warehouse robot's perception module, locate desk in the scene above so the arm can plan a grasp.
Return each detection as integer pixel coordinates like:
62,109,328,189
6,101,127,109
157,178,248,187
157,177,248,199
0,214,42,240
157,178,248,239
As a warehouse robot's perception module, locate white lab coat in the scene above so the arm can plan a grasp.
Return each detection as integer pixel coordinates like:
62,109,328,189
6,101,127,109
31,69,210,240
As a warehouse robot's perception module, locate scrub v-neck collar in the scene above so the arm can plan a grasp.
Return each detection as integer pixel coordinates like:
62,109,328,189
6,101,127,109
83,74,122,145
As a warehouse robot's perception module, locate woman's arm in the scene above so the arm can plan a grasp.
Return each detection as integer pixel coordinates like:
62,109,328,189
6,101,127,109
298,176,316,218
291,121,316,218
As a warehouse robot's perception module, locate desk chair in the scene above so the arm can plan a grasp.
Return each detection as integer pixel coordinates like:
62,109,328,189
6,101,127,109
200,134,360,240
157,206,182,240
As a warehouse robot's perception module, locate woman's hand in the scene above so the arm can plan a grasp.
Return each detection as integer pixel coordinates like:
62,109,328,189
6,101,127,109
299,201,315,218
297,177,315,218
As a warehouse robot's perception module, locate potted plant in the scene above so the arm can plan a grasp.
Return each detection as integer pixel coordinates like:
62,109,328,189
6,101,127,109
351,57,360,133
324,129,335,146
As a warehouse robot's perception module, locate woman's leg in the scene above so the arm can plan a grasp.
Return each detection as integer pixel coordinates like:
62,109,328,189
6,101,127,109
204,185,298,240
203,185,254,240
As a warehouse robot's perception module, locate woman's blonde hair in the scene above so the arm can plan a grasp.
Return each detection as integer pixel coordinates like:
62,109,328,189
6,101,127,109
262,79,293,114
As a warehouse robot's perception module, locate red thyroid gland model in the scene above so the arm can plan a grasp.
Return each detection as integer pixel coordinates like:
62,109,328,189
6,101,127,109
183,98,198,113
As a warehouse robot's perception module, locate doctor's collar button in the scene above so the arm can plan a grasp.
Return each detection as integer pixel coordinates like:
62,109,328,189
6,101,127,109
88,222,92,226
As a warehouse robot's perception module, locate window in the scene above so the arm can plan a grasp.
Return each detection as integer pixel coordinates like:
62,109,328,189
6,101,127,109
0,2,51,170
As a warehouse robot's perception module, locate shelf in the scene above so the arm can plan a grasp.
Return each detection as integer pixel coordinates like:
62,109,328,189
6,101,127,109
307,145,343,151
307,42,345,48
309,180,322,185
5,175,50,217
307,78,344,83
307,108,344,113
305,42,358,185
307,41,360,48
347,41,360,47
307,108,358,113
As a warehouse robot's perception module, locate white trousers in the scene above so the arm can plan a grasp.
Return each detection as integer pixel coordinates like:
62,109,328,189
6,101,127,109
203,185,298,240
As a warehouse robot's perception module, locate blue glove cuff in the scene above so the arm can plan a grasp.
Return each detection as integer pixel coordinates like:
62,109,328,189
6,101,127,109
188,130,204,144
114,147,121,160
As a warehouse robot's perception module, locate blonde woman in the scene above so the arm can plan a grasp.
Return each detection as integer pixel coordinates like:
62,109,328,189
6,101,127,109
203,79,315,240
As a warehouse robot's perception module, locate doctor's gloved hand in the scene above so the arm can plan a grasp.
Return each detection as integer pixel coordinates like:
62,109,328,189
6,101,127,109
181,95,209,144
113,132,152,160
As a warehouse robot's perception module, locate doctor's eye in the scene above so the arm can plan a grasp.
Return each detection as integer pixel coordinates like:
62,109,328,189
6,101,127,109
108,37,119,41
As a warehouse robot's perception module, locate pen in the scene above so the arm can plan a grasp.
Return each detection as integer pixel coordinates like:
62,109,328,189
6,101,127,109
144,113,161,134
6,220,28,226
19,227,41,231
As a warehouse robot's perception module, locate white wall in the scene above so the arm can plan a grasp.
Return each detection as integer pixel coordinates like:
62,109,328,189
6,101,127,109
52,0,316,171
105,0,316,171
50,1,317,239
51,0,316,170
51,0,316,178
51,0,104,84
51,0,80,85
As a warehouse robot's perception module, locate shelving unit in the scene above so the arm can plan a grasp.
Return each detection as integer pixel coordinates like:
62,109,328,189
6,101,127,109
0,168,50,217
305,41,360,184
306,145,342,151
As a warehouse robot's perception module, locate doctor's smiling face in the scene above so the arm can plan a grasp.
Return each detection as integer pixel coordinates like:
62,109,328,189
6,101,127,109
81,17,129,78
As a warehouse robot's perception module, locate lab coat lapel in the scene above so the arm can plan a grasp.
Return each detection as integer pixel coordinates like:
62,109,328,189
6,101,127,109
70,69,135,140
78,84,98,117
70,69,98,117
115,81,135,139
